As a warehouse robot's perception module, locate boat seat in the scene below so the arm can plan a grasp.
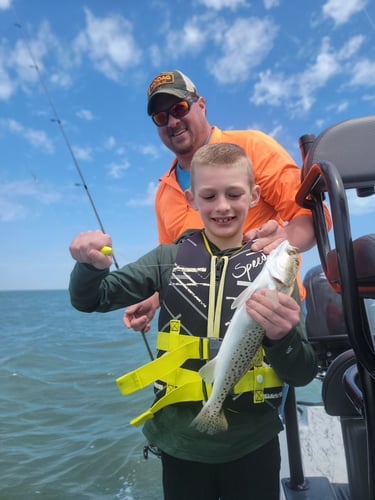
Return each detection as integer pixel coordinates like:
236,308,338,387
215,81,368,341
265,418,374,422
303,265,351,370
322,349,362,417
326,234,375,298
322,348,367,500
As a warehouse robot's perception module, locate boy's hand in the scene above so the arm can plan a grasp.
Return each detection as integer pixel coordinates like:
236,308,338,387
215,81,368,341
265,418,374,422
123,292,160,333
245,289,300,341
69,230,112,269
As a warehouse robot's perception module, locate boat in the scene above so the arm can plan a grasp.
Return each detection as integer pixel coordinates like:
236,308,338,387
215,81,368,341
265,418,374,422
279,115,375,500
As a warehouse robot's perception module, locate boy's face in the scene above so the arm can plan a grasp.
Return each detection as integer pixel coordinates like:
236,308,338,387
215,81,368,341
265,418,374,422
185,162,260,249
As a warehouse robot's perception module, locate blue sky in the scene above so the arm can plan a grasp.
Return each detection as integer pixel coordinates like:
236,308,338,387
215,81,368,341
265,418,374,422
1,0,375,291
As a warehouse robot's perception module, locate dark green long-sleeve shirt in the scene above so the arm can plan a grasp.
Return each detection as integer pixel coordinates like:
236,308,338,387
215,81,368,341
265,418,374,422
69,240,317,463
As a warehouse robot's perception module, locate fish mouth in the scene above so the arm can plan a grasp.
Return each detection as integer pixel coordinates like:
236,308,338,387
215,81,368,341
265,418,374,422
272,276,286,286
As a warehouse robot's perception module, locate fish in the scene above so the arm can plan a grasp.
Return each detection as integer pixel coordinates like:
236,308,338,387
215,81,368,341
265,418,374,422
191,240,299,435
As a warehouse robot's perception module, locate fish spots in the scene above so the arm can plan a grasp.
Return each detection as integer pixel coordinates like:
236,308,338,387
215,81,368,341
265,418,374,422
191,241,298,435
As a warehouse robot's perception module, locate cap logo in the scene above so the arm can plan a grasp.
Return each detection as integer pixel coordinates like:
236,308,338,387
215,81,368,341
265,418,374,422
148,72,175,96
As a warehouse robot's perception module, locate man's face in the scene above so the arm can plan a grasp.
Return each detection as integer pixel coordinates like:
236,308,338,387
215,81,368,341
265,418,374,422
150,93,209,159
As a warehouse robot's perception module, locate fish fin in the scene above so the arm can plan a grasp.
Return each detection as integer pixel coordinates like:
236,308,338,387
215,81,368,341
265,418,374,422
191,404,228,435
198,358,216,384
231,286,253,310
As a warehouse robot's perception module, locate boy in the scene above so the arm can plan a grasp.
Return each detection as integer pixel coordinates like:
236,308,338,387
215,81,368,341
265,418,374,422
69,143,317,500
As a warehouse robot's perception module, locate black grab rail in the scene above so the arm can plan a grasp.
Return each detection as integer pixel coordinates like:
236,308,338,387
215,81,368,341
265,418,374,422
295,115,375,500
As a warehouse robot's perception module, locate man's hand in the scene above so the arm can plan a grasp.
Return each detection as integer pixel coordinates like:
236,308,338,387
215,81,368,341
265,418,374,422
246,289,300,341
245,215,316,254
245,220,288,254
69,230,112,269
123,292,160,333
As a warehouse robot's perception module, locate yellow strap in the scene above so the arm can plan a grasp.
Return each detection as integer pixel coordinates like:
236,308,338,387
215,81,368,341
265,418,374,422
146,363,281,395
131,381,212,426
157,366,203,391
129,366,282,426
233,365,282,394
118,323,283,425
116,333,209,395
156,330,209,355
254,366,266,403
118,331,282,397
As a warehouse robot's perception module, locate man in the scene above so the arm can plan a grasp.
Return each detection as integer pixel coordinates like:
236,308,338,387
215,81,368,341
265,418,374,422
124,70,331,332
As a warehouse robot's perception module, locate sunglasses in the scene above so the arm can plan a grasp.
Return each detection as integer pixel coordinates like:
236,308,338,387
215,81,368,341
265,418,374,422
151,96,199,127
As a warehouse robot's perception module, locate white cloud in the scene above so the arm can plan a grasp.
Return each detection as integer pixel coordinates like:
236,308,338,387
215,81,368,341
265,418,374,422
197,0,248,9
1,10,144,101
297,38,341,110
149,45,162,68
251,69,292,106
106,159,130,179
72,145,92,161
146,14,277,85
251,36,355,112
0,197,26,221
0,0,11,10
210,17,278,84
0,19,74,103
76,109,94,121
139,144,161,159
0,118,54,153
104,136,116,149
0,179,61,221
347,189,375,215
15,21,72,88
267,123,283,139
0,65,14,99
127,181,158,207
327,100,349,113
166,16,208,57
338,35,365,60
74,8,142,81
323,0,368,26
349,59,375,86
25,128,55,152
363,94,375,102
264,0,280,8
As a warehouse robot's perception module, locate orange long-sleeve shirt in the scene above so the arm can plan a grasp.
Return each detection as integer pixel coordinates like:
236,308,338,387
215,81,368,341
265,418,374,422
155,126,331,300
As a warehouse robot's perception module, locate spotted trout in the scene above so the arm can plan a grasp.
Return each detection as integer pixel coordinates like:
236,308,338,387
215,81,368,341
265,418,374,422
191,240,299,435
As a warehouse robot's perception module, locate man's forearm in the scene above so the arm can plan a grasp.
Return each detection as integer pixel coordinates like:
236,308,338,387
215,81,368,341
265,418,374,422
285,215,316,252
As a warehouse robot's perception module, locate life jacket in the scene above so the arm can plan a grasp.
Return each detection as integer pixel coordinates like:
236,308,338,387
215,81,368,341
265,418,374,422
116,231,283,426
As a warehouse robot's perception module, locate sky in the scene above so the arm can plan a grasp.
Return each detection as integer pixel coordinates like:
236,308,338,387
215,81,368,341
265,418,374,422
1,0,375,291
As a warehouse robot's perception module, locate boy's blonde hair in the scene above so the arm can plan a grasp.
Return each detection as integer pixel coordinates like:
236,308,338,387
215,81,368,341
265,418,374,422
190,143,255,191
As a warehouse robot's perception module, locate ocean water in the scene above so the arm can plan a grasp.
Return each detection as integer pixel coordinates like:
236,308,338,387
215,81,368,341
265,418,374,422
1,290,163,500
1,290,343,500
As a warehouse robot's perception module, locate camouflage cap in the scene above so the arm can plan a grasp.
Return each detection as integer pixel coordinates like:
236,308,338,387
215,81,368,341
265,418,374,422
147,70,198,115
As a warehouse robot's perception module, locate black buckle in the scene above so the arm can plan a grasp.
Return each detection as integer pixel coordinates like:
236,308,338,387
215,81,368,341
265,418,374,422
143,444,161,459
208,337,222,359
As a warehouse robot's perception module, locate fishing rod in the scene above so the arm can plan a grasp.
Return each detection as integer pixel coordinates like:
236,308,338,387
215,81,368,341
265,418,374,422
14,17,154,361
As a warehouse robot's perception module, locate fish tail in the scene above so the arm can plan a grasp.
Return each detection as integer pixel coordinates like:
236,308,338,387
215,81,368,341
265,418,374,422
191,403,228,435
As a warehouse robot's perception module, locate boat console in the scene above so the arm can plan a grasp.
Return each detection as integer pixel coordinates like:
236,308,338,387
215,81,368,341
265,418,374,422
281,115,375,500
